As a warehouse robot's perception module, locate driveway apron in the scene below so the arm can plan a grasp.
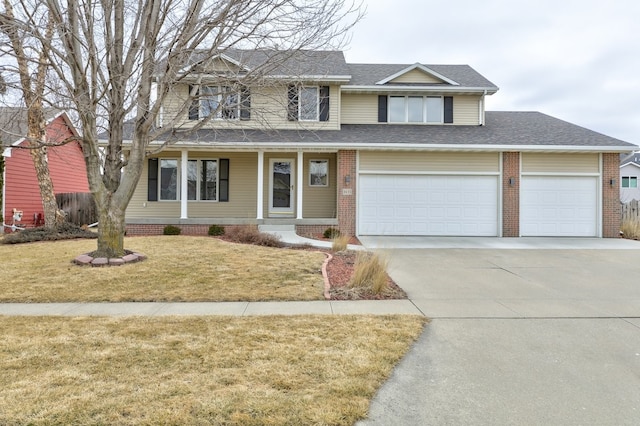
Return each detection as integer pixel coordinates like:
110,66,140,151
357,238,640,426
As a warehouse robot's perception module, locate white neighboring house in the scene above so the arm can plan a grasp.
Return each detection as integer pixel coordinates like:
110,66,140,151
620,152,640,202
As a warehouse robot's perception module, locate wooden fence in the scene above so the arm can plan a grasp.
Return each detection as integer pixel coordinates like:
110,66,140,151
621,200,640,222
56,192,98,226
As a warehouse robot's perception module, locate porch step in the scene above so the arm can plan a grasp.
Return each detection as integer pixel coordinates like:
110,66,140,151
258,224,296,233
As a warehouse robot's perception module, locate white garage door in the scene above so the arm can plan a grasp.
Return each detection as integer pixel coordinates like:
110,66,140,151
359,175,499,236
521,176,598,237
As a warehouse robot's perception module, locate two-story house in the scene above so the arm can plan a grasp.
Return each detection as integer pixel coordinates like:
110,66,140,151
120,49,636,238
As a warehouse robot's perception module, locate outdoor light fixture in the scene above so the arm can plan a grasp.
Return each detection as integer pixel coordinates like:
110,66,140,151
345,175,351,184
610,178,616,187
508,177,515,186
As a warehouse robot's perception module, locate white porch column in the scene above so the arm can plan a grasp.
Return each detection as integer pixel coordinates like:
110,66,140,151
296,151,303,219
180,149,188,219
256,151,264,220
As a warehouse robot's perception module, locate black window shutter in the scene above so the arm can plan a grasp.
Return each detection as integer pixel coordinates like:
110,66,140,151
319,86,330,122
444,96,454,123
378,95,388,122
240,86,251,121
287,85,298,121
219,159,229,202
188,85,199,120
147,158,158,201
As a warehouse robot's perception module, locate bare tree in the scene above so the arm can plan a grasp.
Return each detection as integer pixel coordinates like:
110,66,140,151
0,2,66,228
0,0,361,257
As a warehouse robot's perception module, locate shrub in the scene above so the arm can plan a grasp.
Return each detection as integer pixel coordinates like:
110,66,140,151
621,218,640,240
331,234,350,252
224,225,283,247
1,223,97,244
349,251,389,295
208,224,225,236
323,227,341,239
163,225,181,235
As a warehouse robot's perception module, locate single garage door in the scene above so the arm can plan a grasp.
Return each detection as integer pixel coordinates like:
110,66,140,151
359,174,499,236
521,176,598,237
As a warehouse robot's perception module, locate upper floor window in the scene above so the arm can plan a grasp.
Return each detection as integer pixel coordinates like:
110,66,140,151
389,96,444,123
288,85,330,122
622,176,638,188
378,95,453,124
189,85,250,121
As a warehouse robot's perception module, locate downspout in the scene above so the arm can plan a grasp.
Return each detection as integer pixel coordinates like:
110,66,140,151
479,90,487,125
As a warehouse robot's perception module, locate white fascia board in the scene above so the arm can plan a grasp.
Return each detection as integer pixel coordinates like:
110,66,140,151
620,162,640,169
2,147,11,157
176,53,252,76
376,64,460,85
341,85,499,94
264,75,352,83
134,140,639,154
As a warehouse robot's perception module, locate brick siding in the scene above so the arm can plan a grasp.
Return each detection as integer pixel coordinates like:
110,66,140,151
502,152,520,237
602,153,621,238
336,150,356,236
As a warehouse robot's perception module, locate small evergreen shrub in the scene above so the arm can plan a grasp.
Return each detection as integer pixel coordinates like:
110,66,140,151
0,223,97,244
208,224,225,236
163,225,181,235
323,227,341,239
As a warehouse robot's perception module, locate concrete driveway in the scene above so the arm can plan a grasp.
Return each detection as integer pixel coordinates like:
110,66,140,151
357,237,640,426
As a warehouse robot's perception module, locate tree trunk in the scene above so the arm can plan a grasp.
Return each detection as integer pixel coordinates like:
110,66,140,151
96,201,126,258
30,146,66,227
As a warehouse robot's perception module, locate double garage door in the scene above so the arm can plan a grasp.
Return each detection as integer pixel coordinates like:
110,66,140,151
359,174,499,236
357,153,599,237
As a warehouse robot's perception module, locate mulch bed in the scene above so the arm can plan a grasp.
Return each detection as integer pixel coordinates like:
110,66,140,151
325,251,407,300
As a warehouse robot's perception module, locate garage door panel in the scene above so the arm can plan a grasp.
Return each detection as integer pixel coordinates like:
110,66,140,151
521,176,597,237
359,175,498,236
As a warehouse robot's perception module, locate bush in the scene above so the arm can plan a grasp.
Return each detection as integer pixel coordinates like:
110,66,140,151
224,225,283,247
349,252,389,295
1,222,97,244
163,225,181,235
208,224,225,236
621,218,640,240
323,227,341,239
331,234,350,252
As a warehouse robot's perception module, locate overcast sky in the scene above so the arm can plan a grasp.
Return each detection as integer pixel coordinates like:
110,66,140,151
344,0,640,147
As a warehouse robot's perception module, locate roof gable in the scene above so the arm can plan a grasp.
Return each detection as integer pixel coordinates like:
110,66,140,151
377,63,459,86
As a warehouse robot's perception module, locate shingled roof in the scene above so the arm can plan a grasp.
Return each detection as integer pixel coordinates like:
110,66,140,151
132,112,634,152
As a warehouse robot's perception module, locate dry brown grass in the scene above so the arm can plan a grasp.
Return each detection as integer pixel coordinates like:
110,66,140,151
0,315,426,425
0,236,326,302
350,252,389,295
621,218,640,239
331,233,350,252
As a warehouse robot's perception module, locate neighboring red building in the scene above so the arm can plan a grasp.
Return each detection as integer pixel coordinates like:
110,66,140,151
1,109,89,231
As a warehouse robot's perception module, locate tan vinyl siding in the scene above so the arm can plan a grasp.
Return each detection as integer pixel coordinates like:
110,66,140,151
359,151,500,173
341,93,378,124
302,153,337,218
453,95,482,125
162,83,340,130
126,152,258,219
341,94,483,125
389,69,442,84
522,153,599,173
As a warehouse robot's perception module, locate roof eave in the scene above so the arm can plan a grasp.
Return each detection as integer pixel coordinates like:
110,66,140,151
341,85,499,95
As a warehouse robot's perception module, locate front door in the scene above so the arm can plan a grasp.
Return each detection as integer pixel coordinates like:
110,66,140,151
269,159,295,217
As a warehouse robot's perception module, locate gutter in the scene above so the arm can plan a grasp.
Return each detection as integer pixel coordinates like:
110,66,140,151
341,85,499,94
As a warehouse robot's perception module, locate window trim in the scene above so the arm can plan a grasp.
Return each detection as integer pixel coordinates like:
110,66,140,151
287,85,329,122
622,176,638,188
156,158,221,202
309,159,329,187
190,85,241,121
388,95,445,124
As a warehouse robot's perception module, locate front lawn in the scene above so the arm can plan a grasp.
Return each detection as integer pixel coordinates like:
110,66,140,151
0,315,427,425
0,236,326,302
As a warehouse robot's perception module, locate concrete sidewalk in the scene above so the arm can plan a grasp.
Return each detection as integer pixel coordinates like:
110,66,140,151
0,300,423,316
